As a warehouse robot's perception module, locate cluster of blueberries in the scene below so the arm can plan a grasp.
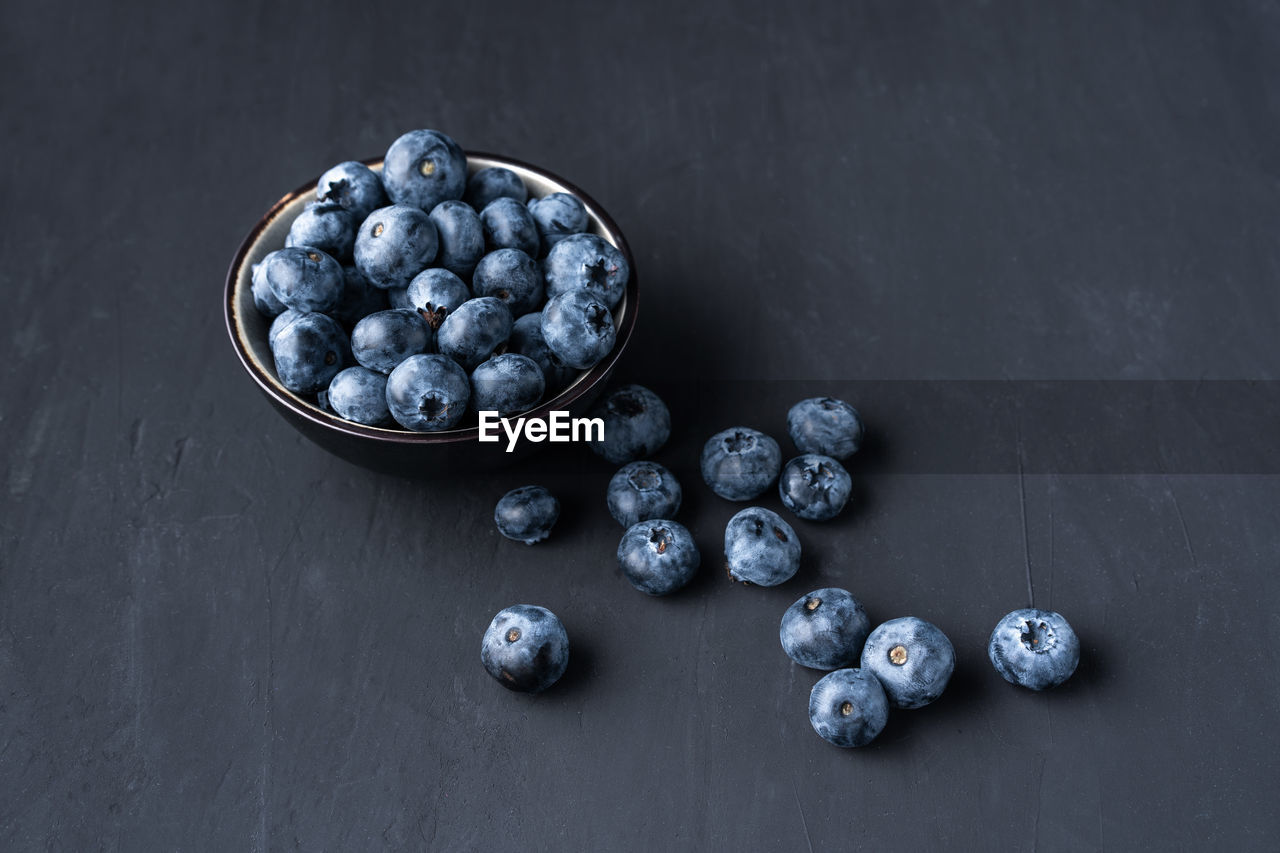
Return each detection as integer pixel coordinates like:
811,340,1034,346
481,389,1082,747
250,129,628,430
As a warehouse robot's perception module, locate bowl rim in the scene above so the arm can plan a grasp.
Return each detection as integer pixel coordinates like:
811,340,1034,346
224,151,638,445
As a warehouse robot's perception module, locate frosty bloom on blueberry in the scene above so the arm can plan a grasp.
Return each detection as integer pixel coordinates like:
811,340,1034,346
861,617,955,710
480,604,569,694
701,427,782,501
494,486,560,545
988,608,1080,691
724,507,800,586
588,384,671,465
617,520,700,596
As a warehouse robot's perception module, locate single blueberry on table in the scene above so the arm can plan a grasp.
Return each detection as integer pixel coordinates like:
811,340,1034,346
251,254,287,317
543,233,630,309
351,309,431,374
724,506,800,586
326,366,392,426
271,312,350,394
285,200,357,261
606,461,682,528
861,617,955,710
472,248,544,316
700,427,782,501
436,296,513,371
465,166,528,211
587,384,671,465
528,192,589,254
507,313,575,393
481,604,569,693
385,353,470,431
382,129,467,211
808,669,890,748
404,267,472,330
493,485,560,545
540,289,616,370
429,199,486,279
471,353,545,415
787,397,864,460
316,160,388,222
616,520,700,596
353,204,439,290
480,197,540,257
263,246,344,314
779,454,853,521
988,608,1080,691
330,265,390,329
780,588,871,670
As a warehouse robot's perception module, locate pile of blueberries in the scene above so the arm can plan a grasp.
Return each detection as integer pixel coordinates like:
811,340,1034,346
482,390,1082,747
250,129,628,430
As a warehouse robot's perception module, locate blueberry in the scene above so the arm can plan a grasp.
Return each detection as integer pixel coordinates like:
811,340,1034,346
587,384,670,464
471,353,545,415
436,296,513,371
353,204,439,290
808,669,889,748
385,353,470,431
507,313,575,393
724,507,800,586
465,166,528,211
268,309,304,347
270,312,350,394
493,485,560,544
329,265,390,329
779,454,852,521
262,246,344,314
700,427,782,501
404,267,472,330
861,617,955,710
472,248,544,316
480,197,540,257
428,199,485,279
616,520,700,596
480,604,569,693
543,233,630,309
351,309,431,374
787,397,864,460
780,589,871,670
326,366,392,426
606,461,682,528
382,129,467,211
540,289,616,370
316,160,388,222
285,200,357,260
528,192,589,254
988,608,1081,691
251,254,287,317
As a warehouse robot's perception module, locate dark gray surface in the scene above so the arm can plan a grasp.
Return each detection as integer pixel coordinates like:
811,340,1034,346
3,1,1279,849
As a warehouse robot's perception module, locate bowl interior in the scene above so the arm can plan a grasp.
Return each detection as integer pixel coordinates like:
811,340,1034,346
228,154,634,442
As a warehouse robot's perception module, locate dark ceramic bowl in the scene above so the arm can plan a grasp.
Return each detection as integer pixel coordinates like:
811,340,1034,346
225,153,638,476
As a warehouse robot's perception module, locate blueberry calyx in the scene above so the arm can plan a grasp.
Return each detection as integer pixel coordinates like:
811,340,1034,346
418,305,448,330
419,159,436,176
889,645,908,665
1021,619,1053,652
839,701,854,716
322,177,350,203
725,431,755,453
628,467,661,491
608,392,645,417
372,222,384,237
805,597,821,612
649,526,670,554
323,351,337,366
587,304,611,334
419,393,449,419
506,628,521,643
585,258,612,288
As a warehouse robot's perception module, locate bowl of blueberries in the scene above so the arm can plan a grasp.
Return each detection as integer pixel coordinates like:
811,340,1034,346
225,128,638,474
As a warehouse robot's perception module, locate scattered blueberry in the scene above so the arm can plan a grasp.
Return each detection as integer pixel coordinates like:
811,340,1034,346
351,309,431,374
285,201,357,260
779,454,853,521
808,669,889,748
465,166,527,211
382,129,467,211
588,384,671,464
700,427,782,501
616,520,700,595
472,248,545,316
779,588,871,670
270,312,350,394
787,397,864,460
606,461,682,528
326,366,392,426
353,204,439,290
404,267,471,329
988,608,1081,691
724,506,800,586
262,246,344,313
436,296,513,371
480,604,569,693
540,289,616,370
429,199,485,279
316,160,388,221
480,197,540,257
528,192,589,254
385,353,470,431
471,353,545,415
543,233,630,309
861,617,955,710
507,312,575,392
251,254,287,317
494,485,560,545
329,265,390,329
